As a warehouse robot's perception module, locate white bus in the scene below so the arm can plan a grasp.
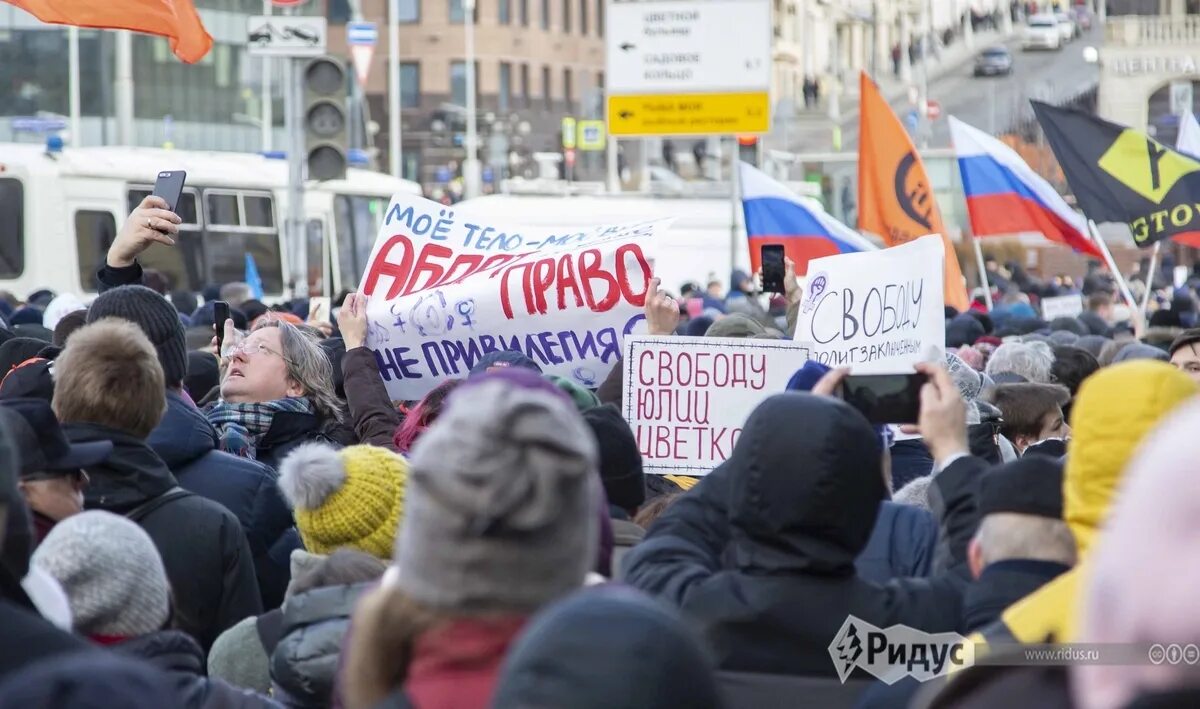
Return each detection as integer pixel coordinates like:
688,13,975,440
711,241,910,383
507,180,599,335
0,143,421,300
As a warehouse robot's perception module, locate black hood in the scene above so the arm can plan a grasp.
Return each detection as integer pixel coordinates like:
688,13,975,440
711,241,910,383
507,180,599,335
65,423,177,511
491,587,723,709
726,393,885,576
117,630,204,677
147,390,219,469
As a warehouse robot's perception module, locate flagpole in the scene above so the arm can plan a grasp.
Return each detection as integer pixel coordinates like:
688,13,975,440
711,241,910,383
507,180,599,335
1087,219,1142,334
1140,240,1161,318
68,26,81,146
731,158,743,283
971,235,993,310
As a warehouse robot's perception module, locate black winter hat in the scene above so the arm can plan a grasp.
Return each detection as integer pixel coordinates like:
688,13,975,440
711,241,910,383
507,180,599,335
0,337,49,376
978,456,1064,520
184,351,220,404
87,285,187,387
945,314,985,348
582,404,645,514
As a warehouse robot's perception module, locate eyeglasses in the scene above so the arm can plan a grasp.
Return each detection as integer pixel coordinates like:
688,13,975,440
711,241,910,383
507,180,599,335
228,341,291,363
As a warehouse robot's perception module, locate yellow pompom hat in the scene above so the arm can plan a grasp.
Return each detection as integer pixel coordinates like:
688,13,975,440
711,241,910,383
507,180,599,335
278,443,408,559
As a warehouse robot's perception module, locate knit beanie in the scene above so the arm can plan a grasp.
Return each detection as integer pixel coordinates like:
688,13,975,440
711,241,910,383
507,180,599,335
278,443,408,559
546,375,601,412
396,373,600,612
31,510,170,638
87,285,187,387
582,404,645,514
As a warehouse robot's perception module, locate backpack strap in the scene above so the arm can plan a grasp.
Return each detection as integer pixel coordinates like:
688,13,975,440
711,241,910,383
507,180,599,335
255,608,286,656
124,487,193,524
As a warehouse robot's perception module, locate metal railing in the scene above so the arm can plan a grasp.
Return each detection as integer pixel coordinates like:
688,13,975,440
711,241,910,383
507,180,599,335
1105,15,1200,45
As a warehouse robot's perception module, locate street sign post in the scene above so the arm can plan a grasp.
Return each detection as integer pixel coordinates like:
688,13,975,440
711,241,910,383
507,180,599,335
347,21,377,86
247,16,327,57
605,0,771,137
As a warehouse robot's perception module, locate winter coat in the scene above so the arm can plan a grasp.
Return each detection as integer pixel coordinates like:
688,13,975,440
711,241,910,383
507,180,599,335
854,501,937,583
253,410,355,472
610,518,645,581
405,617,528,709
623,393,982,677
961,560,1069,633
270,583,372,708
149,390,301,609
0,597,92,681
341,347,403,451
68,422,263,651
117,630,281,709
972,362,1195,648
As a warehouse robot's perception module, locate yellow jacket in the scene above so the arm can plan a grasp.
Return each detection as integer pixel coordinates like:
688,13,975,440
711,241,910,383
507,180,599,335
978,361,1196,645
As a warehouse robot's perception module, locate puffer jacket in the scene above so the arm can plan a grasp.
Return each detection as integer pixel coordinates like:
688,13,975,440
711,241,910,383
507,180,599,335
270,583,371,708
972,361,1196,647
623,392,982,677
117,630,280,709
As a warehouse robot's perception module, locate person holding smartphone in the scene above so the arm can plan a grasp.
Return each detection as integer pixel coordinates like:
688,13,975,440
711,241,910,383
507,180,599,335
97,195,183,293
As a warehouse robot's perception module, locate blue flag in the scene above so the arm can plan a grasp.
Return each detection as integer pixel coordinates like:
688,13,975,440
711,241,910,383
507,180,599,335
245,253,264,300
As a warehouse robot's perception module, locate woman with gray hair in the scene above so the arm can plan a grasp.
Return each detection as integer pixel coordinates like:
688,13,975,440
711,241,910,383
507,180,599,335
207,319,352,469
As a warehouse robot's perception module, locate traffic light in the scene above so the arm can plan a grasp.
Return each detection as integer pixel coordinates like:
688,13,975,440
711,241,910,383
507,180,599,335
303,56,348,181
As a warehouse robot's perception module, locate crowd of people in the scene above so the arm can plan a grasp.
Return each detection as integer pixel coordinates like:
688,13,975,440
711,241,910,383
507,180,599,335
0,196,1198,708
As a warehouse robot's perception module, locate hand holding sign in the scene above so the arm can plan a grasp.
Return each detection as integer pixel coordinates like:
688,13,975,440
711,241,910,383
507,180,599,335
645,278,680,336
338,292,369,350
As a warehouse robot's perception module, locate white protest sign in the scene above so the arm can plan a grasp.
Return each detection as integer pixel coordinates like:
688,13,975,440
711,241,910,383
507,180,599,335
1040,294,1083,320
623,336,811,475
793,235,944,373
359,193,664,400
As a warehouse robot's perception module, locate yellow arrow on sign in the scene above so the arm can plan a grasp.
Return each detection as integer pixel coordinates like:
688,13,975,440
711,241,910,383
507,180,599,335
607,92,769,136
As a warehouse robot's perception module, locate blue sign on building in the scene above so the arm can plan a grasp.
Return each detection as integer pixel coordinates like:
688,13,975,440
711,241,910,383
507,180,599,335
347,21,377,46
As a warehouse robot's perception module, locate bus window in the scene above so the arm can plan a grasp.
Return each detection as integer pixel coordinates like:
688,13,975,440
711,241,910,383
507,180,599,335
74,210,116,291
0,179,25,278
334,194,386,289
206,231,283,294
128,188,201,227
244,196,274,228
207,193,240,226
307,219,325,296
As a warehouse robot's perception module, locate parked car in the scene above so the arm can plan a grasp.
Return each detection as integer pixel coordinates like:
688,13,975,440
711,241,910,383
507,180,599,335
973,46,1014,77
1023,14,1062,51
1055,12,1078,41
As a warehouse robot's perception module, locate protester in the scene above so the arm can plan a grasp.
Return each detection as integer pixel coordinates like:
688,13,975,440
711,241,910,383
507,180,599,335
341,370,599,709
1,398,109,545
1167,327,1200,382
277,443,407,561
0,652,179,709
582,404,646,578
1049,345,1100,405
208,319,353,469
983,383,1071,455
985,342,1054,384
968,361,1195,649
705,313,767,339
623,363,984,677
31,510,279,709
963,457,1075,632
1073,398,1200,709
270,550,388,707
221,282,255,310
89,285,299,608
53,319,262,650
393,380,462,454
724,270,773,327
490,588,724,709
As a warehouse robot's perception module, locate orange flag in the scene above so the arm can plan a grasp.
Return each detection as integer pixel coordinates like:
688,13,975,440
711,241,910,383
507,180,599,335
5,0,213,64
857,72,969,312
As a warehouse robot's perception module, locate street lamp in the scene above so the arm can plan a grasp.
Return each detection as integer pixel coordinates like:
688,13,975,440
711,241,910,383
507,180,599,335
463,0,482,199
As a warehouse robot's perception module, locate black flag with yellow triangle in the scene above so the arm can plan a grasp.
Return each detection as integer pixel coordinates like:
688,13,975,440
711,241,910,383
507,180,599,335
1031,100,1200,248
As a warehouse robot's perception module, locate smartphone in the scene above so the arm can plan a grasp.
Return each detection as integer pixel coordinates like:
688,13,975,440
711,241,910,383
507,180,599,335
213,301,230,353
761,244,786,294
152,170,187,213
308,296,331,325
840,373,929,425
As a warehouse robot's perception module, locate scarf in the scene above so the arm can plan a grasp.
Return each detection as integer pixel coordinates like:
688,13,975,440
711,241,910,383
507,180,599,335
208,397,314,460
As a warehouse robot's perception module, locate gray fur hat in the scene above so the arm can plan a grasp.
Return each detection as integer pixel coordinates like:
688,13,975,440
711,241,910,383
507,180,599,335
32,510,170,638
394,377,600,612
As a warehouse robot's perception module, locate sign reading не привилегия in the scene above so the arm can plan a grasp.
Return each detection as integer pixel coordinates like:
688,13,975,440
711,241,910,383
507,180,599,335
358,193,666,401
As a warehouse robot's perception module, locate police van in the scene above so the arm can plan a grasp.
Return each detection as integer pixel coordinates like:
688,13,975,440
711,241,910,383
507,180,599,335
0,143,421,299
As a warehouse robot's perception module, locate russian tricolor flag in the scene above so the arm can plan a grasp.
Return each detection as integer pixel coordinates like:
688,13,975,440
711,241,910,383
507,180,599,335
740,161,877,275
950,117,1103,260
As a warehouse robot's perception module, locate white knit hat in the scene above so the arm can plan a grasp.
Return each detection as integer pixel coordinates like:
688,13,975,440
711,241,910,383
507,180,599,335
31,510,170,638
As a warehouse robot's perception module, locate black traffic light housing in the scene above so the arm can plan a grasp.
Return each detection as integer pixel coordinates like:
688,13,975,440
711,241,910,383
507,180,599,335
303,56,348,181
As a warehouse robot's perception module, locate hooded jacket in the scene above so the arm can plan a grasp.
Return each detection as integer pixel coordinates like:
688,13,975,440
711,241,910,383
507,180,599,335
270,583,372,708
253,410,355,472
149,390,301,609
623,393,982,677
973,361,1196,647
854,501,937,583
117,630,281,709
68,422,263,651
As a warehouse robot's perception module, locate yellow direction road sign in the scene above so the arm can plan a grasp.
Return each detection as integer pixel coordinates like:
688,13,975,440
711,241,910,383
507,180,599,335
607,92,769,136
